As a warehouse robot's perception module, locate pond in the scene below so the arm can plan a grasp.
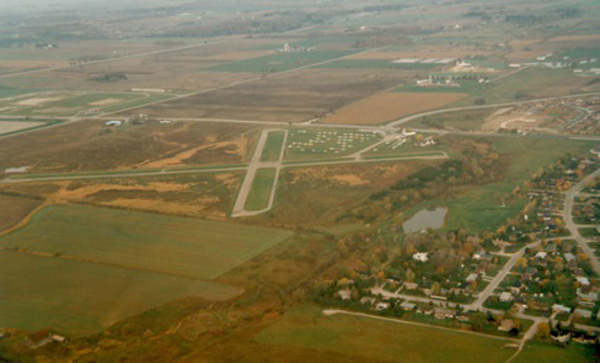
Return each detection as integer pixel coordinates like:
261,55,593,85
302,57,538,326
402,206,448,234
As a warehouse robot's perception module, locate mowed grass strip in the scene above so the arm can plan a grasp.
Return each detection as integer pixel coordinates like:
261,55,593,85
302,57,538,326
0,252,242,337
0,204,293,280
245,168,276,211
260,130,286,162
256,308,515,363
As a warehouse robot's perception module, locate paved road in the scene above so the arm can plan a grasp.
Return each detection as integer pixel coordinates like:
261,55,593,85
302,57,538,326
469,241,541,311
563,168,600,275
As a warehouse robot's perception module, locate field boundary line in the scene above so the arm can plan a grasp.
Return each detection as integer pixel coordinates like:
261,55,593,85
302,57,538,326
0,246,225,282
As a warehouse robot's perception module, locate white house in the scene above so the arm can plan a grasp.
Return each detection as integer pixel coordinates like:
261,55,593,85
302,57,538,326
576,276,590,286
413,252,429,263
500,291,514,302
552,304,571,314
105,120,122,127
535,251,547,259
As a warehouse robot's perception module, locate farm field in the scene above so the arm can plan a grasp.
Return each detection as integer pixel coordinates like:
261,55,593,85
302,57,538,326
322,92,467,125
0,204,294,279
245,168,277,211
0,194,42,232
256,308,515,363
316,59,440,69
0,252,242,337
138,68,409,123
0,120,46,135
405,108,497,130
0,92,173,117
0,120,257,174
203,50,356,73
260,130,286,162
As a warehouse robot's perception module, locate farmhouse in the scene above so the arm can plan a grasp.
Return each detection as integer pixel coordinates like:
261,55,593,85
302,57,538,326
105,120,122,127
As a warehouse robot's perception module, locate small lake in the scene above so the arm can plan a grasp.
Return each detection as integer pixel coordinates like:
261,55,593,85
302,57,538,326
402,206,448,234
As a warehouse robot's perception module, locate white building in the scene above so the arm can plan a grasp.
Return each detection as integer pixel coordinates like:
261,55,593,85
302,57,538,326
105,120,122,127
412,252,429,263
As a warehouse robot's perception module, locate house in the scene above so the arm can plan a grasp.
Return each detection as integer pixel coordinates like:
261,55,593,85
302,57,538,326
498,319,515,332
400,301,416,311
434,308,456,319
576,276,590,286
403,282,419,290
360,297,375,305
552,304,572,314
574,308,593,319
551,333,571,343
105,120,122,126
473,251,486,260
466,273,478,283
159,120,172,124
376,302,390,311
535,251,548,259
413,252,429,263
577,290,598,302
564,253,576,263
338,289,351,300
500,292,514,302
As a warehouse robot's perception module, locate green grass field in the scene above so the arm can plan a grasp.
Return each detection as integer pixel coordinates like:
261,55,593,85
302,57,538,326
1,204,293,280
256,308,515,363
515,341,596,363
245,168,276,211
439,138,594,232
203,50,355,73
317,59,439,69
261,130,286,162
0,251,242,337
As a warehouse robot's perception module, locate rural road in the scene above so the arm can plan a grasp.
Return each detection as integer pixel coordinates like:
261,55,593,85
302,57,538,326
563,168,600,275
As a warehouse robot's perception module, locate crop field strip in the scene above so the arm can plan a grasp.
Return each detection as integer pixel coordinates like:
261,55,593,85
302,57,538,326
1,204,294,280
